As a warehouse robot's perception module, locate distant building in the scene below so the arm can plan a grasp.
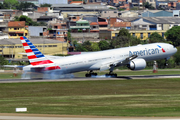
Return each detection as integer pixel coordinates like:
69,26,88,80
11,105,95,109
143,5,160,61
98,17,108,30
38,0,68,5
110,22,131,30
37,16,58,23
146,0,156,8
87,0,108,3
29,26,47,37
0,38,68,59
111,29,167,40
111,17,180,40
0,0,38,4
37,7,53,13
70,1,83,5
156,0,178,9
0,13,8,32
46,23,68,42
70,20,90,33
8,21,29,39
100,10,120,18
141,10,173,17
119,11,139,17
90,22,99,32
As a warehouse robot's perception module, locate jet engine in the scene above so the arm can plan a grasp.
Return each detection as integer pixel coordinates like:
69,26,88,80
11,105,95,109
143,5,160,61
127,58,146,70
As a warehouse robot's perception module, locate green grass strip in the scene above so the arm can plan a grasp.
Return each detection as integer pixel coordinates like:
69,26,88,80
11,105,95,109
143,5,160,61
0,79,180,116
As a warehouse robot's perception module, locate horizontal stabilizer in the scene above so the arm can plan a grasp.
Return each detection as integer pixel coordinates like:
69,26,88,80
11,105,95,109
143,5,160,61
3,65,24,68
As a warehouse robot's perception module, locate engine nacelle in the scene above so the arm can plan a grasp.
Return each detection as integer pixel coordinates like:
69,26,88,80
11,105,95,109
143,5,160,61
128,58,146,70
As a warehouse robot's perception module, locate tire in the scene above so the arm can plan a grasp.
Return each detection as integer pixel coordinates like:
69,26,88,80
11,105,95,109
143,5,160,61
112,74,117,78
92,73,97,76
85,74,91,77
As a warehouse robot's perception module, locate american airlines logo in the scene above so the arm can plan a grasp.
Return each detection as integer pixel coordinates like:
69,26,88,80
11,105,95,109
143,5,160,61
129,48,160,56
157,45,166,53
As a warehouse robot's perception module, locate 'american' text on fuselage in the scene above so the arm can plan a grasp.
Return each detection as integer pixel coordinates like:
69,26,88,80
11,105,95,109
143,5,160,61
129,48,159,56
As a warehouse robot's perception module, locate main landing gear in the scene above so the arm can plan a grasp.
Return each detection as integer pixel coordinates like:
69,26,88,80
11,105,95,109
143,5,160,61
85,67,118,78
85,70,97,77
105,71,117,78
105,65,117,78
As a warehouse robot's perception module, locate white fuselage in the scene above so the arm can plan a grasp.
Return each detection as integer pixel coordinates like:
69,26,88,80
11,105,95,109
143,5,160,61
24,43,177,74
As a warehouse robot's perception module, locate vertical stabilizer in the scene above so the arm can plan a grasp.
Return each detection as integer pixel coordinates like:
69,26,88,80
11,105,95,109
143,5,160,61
20,36,60,70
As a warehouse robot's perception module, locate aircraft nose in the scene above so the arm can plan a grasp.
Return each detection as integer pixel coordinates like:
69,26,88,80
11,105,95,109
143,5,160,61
175,47,177,53
169,44,177,54
173,46,177,54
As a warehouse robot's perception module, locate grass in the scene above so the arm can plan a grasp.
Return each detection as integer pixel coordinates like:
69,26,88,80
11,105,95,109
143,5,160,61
0,72,21,79
0,79,180,116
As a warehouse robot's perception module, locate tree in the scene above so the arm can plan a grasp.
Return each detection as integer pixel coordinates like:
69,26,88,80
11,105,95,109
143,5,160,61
17,2,35,10
91,42,100,51
117,28,130,38
15,15,34,25
0,3,4,9
130,36,141,46
111,28,140,48
165,26,180,47
38,21,47,26
149,32,165,43
14,15,46,26
98,40,110,50
0,56,8,68
74,41,100,52
110,36,130,48
40,3,51,7
67,30,72,42
75,43,88,52
143,2,155,10
173,46,180,66
3,0,19,9
82,41,92,51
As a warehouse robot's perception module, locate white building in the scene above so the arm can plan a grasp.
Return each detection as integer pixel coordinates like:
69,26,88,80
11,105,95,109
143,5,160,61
39,0,68,5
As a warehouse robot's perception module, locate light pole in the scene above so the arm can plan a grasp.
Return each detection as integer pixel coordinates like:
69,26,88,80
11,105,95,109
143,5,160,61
82,28,86,43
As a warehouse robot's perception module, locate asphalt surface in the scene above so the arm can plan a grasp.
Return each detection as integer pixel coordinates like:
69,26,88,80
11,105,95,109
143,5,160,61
1,74,180,83
0,114,180,120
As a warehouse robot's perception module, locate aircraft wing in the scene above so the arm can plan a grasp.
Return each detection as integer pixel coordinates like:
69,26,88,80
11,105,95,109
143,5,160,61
90,55,138,71
114,55,138,66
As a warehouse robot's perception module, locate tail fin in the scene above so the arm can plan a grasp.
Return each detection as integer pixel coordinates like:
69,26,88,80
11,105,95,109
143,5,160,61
20,36,54,66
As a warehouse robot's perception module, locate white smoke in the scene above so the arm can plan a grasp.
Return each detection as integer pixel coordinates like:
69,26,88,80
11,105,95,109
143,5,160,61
91,75,113,78
21,70,74,79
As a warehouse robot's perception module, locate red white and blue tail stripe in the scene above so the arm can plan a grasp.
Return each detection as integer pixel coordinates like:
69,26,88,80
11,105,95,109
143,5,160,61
20,36,60,71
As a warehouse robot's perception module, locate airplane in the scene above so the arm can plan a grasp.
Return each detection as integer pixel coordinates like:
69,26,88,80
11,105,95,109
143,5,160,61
20,36,177,78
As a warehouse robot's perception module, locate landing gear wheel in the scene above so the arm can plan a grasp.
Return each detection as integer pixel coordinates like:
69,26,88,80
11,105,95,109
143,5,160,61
105,73,117,78
85,72,97,77
92,73,97,76
85,73,91,77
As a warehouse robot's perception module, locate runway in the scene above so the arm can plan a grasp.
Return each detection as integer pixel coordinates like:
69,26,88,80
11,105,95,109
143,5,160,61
1,74,180,83
0,114,180,120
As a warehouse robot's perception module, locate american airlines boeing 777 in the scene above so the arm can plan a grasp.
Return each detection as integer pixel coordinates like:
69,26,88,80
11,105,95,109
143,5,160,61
20,36,177,78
